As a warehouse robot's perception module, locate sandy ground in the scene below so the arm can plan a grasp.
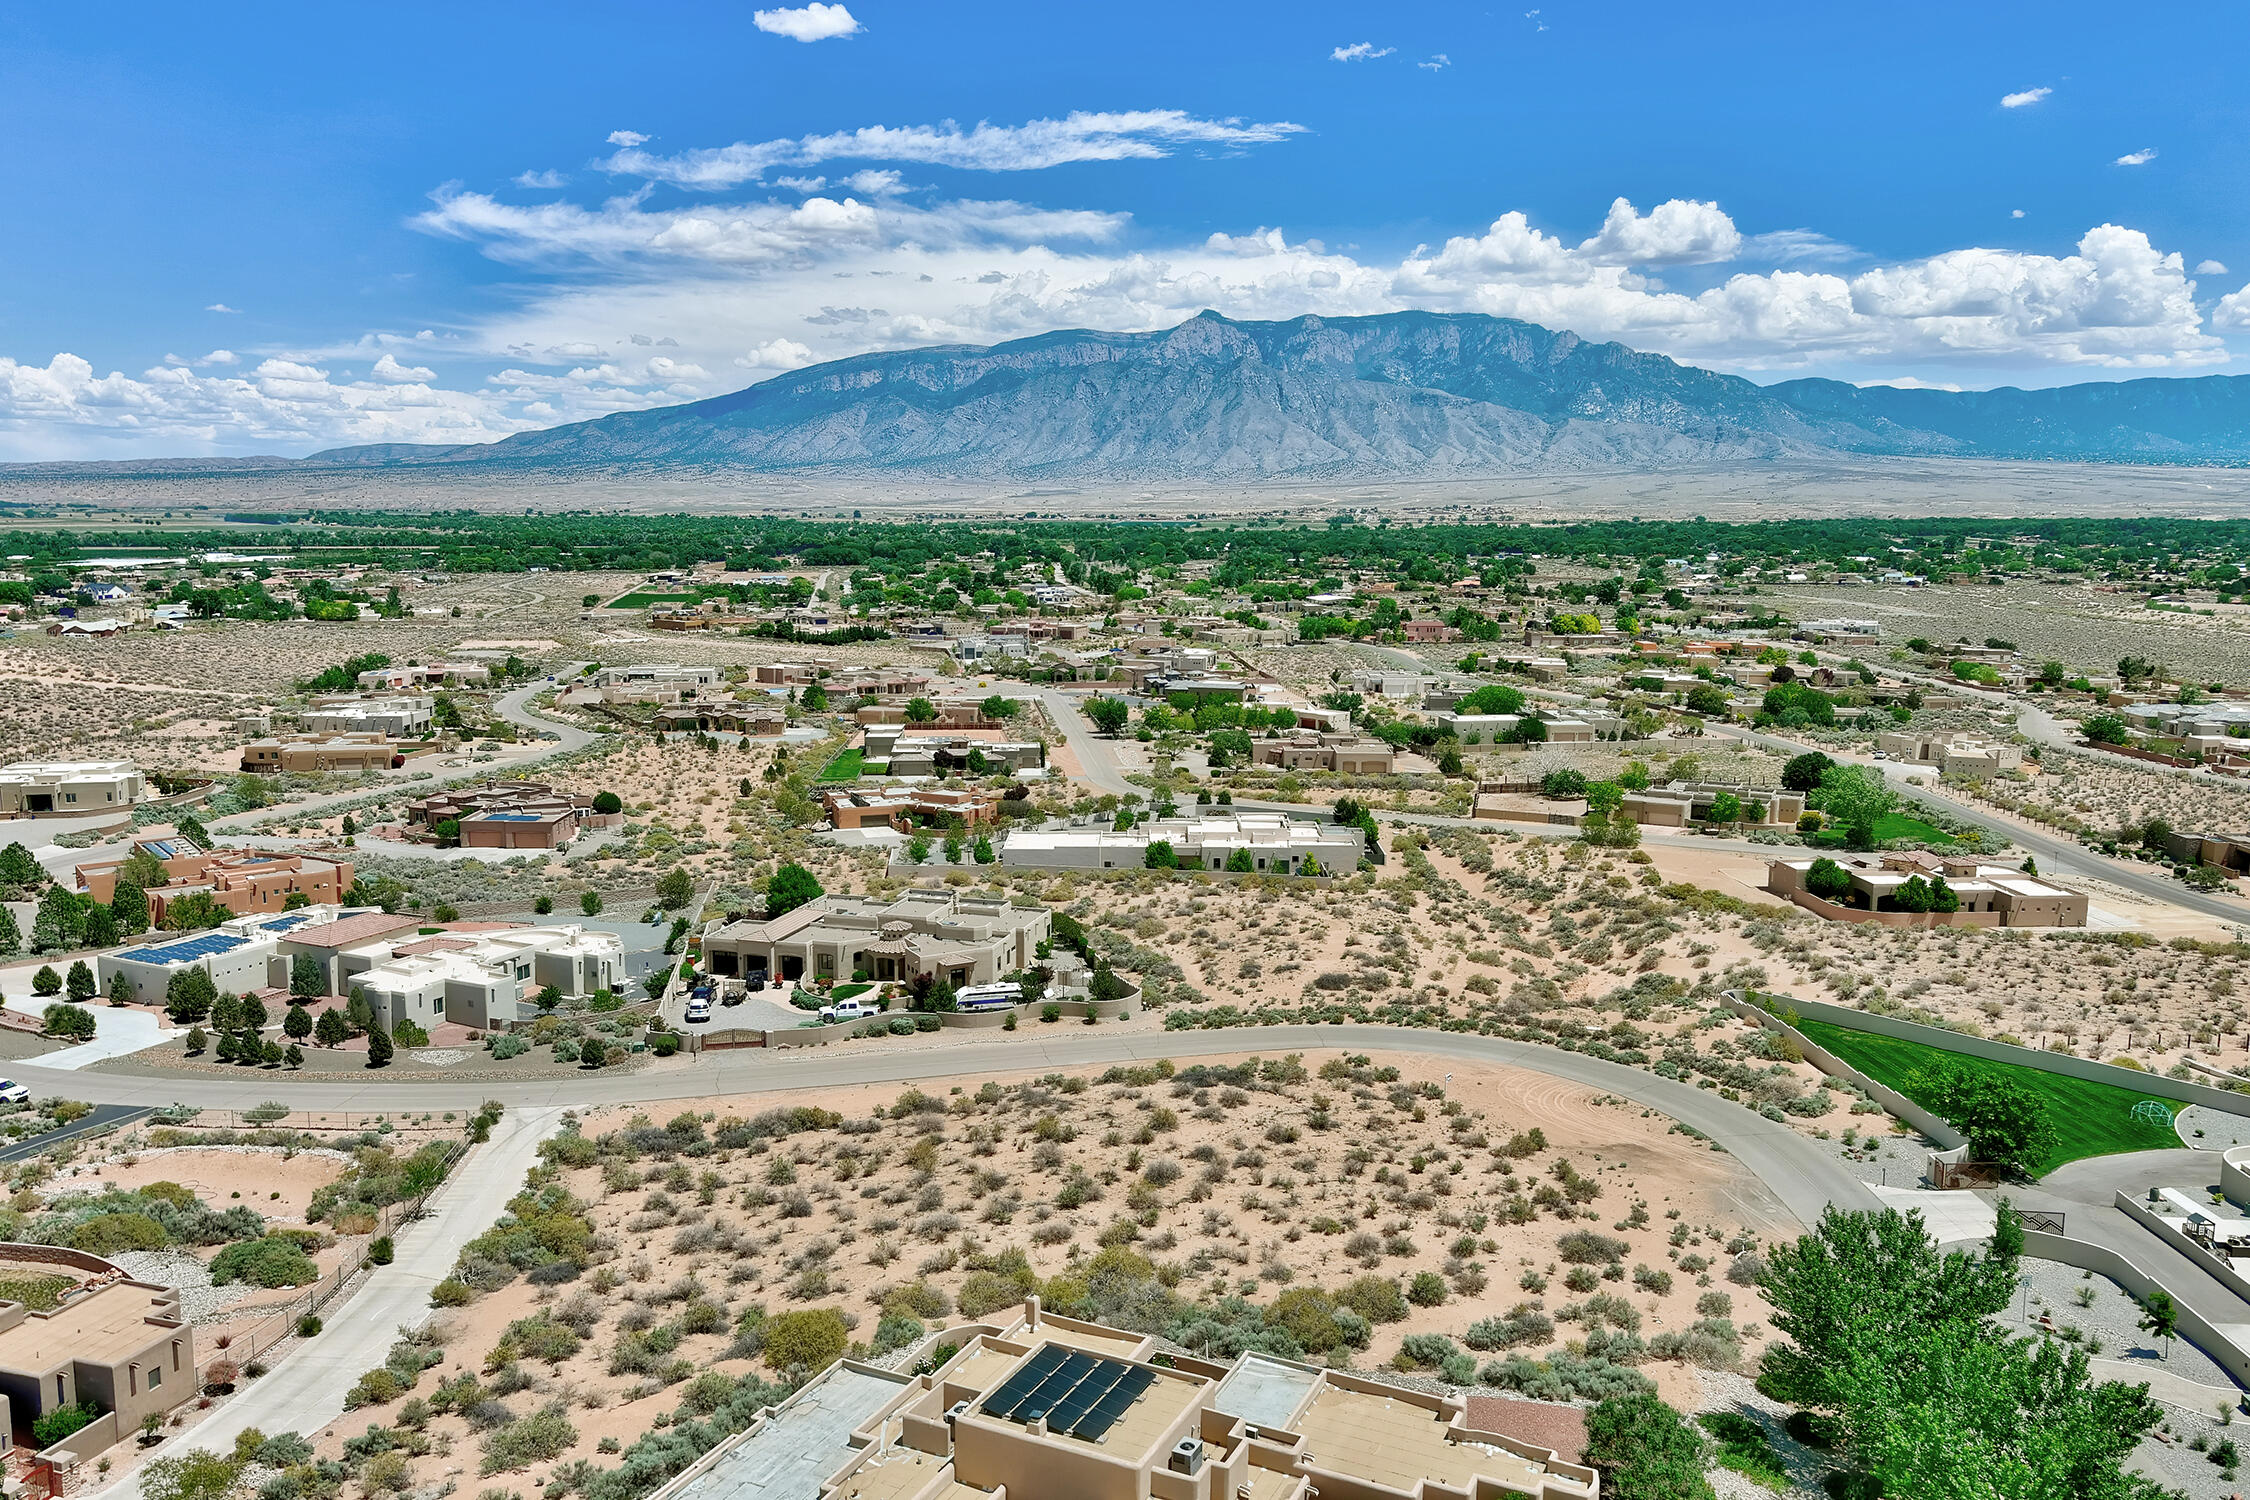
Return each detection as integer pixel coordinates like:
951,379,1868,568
49,1145,348,1225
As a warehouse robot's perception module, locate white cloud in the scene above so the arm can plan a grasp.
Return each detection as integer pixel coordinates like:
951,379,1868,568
2012,209,2026,218
2116,147,2158,166
1418,54,1450,71
599,110,1306,189
514,169,568,189
7,167,2242,459
1331,42,1393,62
1577,197,1742,265
606,130,648,148
369,353,437,382
735,338,816,371
199,349,239,367
1856,376,1964,391
2001,87,2051,108
752,3,860,42
2197,260,2229,276
206,303,240,314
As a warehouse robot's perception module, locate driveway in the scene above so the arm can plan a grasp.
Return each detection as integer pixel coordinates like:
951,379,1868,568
0,967,175,1069
90,1106,567,1488
1034,687,1135,797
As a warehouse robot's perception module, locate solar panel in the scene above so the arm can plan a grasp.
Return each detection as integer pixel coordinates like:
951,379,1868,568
980,1344,1068,1420
1045,1364,1122,1433
1016,1351,1096,1421
122,931,248,965
1070,1367,1154,1442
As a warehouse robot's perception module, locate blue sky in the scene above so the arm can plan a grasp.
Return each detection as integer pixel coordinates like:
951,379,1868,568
2,0,2246,458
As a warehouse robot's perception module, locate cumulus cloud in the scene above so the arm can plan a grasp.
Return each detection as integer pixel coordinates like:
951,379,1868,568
2198,259,2228,275
7,169,2242,459
735,338,816,370
206,303,240,314
598,110,1306,188
752,3,860,42
1331,42,1393,61
199,350,239,367
369,353,437,382
2116,147,2158,166
2001,86,2051,108
1577,197,1742,265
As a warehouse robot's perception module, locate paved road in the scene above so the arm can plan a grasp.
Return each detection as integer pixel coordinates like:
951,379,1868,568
92,1107,566,1487
2014,1150,2250,1345
1708,723,2250,927
1034,687,1135,797
9,1026,1876,1229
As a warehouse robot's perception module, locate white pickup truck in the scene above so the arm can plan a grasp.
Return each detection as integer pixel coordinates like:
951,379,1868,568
820,998,874,1025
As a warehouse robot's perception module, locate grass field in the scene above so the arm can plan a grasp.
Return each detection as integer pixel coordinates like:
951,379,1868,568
818,748,865,782
604,591,699,609
1810,812,1958,849
1796,1018,2182,1175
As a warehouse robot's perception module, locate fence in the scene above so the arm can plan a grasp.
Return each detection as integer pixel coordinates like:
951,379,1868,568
184,1135,468,1388
682,983,1142,1053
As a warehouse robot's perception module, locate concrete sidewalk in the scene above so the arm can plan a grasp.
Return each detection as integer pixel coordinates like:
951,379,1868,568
92,1106,566,1496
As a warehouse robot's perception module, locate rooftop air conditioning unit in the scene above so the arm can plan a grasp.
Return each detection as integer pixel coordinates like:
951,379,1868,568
945,1401,972,1427
1169,1439,1205,1475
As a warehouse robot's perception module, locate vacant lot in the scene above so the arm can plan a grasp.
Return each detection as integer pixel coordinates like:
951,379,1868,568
1794,1019,2182,1174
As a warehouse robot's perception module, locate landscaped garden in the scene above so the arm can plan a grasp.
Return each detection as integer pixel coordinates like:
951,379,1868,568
602,591,699,609
1809,812,1956,849
817,747,865,782
1795,1018,2183,1174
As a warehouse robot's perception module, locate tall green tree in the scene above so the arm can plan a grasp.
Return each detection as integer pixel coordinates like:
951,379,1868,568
0,904,19,957
1814,765,1899,850
1926,1070,2057,1177
314,1007,349,1047
364,1025,394,1068
1760,1205,2016,1414
164,968,217,1024
764,863,824,918
64,960,95,1002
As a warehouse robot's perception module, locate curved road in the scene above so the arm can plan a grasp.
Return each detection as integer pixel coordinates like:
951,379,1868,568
18,1025,1876,1228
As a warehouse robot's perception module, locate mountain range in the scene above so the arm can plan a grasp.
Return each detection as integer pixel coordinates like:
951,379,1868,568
149,312,2250,478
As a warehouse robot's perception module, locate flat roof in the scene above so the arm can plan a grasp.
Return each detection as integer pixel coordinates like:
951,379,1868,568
1211,1354,1321,1431
674,1364,906,1500
119,931,248,965
1299,1384,1572,1498
0,1281,177,1369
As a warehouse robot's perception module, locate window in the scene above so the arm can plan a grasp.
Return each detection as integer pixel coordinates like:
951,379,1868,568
130,1364,139,1396
149,1364,161,1388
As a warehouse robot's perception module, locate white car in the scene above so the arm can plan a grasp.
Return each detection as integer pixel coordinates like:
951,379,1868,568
0,1080,27,1105
820,999,874,1024
684,998,711,1024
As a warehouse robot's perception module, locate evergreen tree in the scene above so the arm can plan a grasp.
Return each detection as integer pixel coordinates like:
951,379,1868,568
364,1026,394,1068
184,1025,208,1055
314,1007,348,1047
164,968,217,1025
238,994,268,1032
0,905,19,957
106,971,134,1006
344,988,375,1035
109,878,149,935
36,886,85,948
285,1005,313,1041
289,954,323,998
211,993,243,1032
284,1044,303,1069
0,841,40,888
31,965,61,996
81,904,118,949
64,960,95,1002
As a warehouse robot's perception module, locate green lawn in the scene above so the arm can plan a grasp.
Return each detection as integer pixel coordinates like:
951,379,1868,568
818,748,865,782
1795,1018,2182,1175
1810,812,1957,849
604,591,698,609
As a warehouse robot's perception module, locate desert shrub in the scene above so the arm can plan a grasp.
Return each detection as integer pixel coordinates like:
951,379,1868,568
347,1369,404,1408
492,1316,581,1366
68,1211,168,1255
1465,1306,1556,1352
761,1309,850,1373
1477,1350,1653,1402
480,1404,577,1474
1334,1275,1408,1324
490,1034,529,1061
210,1236,320,1288
872,1313,924,1355
1407,1271,1448,1307
1557,1231,1630,1265
31,1401,99,1448
958,1270,1031,1319
1397,1333,1460,1369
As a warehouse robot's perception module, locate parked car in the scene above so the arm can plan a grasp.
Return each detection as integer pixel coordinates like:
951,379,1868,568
0,1080,28,1105
820,999,874,1024
684,998,711,1024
